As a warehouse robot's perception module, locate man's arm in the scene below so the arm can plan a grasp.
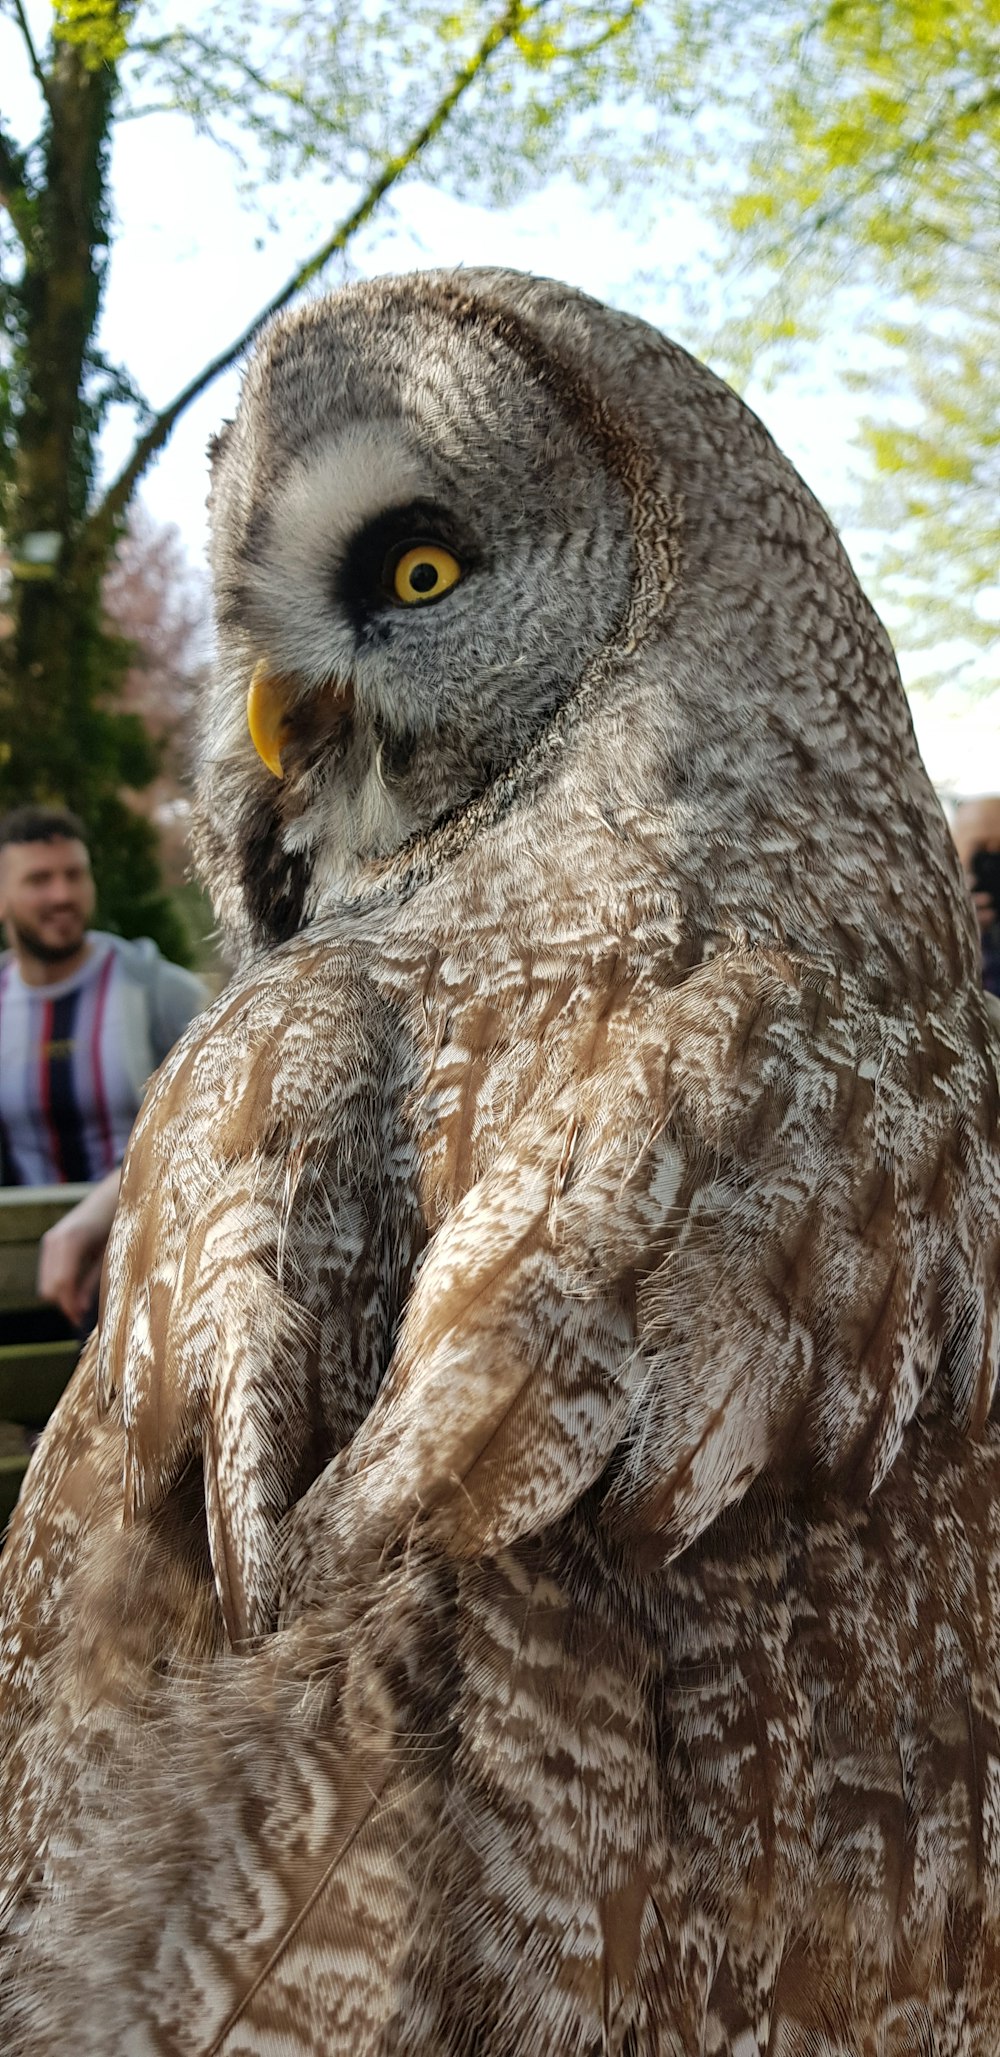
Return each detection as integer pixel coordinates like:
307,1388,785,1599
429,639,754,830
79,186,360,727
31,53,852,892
37,1167,121,1330
36,952,208,1329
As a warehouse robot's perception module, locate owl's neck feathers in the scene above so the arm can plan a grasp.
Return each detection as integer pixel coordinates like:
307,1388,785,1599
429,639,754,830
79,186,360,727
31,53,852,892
200,565,971,1013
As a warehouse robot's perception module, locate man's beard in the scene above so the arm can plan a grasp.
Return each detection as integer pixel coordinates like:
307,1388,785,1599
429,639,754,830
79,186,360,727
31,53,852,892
9,915,88,967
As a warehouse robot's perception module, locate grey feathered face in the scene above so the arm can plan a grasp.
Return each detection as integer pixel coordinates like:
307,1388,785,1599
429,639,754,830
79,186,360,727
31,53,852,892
202,283,632,948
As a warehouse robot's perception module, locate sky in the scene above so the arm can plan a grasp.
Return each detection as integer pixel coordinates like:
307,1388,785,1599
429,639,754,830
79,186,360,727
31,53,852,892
4,5,999,793
97,116,857,565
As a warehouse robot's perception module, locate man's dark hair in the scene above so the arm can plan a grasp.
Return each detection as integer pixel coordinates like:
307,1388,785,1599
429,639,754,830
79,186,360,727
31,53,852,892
0,804,89,854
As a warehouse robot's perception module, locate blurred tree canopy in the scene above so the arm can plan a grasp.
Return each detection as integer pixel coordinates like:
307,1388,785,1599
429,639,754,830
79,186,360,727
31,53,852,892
0,0,995,936
698,0,999,670
0,0,699,943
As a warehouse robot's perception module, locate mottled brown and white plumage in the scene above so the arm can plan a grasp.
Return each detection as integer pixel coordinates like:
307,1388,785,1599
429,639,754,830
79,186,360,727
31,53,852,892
1,269,999,2054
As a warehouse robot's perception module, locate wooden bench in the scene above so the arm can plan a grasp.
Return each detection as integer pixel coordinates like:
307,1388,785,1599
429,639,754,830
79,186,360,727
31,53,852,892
0,1184,89,1529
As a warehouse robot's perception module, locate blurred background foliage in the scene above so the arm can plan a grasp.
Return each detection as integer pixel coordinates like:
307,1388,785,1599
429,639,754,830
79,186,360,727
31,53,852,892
0,0,996,955
683,0,999,669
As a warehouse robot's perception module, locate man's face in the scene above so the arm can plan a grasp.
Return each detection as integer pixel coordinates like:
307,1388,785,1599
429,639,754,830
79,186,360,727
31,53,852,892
0,837,96,966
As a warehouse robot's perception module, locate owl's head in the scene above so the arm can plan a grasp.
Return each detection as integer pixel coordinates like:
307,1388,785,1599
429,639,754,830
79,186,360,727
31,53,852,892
200,269,969,993
201,273,645,954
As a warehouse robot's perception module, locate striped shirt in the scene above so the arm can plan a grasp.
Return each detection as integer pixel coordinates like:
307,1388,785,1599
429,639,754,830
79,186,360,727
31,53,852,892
0,939,159,1185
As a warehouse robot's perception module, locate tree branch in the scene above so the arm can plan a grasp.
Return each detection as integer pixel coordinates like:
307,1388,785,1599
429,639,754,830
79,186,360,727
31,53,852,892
8,0,52,111
517,0,642,64
129,28,305,111
89,0,530,540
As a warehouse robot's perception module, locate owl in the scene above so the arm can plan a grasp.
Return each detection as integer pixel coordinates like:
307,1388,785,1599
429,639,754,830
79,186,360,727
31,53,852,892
1,269,999,2056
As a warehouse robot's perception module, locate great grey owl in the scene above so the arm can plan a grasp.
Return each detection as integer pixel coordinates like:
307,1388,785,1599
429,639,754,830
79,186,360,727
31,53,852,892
1,268,999,2055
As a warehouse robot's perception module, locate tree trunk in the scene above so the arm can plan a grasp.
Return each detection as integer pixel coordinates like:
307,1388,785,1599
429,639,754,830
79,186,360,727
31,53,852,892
2,34,119,809
0,28,186,956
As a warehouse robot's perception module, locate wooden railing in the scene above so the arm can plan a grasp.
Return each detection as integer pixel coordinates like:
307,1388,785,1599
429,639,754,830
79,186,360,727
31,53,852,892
0,1184,89,1530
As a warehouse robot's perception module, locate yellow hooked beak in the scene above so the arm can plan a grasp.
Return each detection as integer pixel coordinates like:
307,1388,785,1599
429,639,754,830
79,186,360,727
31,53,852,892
247,663,293,779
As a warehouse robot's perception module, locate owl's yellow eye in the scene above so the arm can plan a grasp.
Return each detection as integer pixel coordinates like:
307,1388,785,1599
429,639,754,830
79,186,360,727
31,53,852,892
392,544,462,606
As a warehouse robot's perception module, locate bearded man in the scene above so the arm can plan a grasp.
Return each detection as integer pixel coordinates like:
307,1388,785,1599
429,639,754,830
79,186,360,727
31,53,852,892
0,805,206,1321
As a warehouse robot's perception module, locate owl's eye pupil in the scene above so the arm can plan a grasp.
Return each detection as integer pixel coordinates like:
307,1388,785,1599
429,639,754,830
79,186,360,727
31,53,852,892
409,561,439,593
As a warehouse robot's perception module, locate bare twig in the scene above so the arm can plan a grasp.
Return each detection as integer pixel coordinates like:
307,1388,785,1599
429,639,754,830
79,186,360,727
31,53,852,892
129,29,304,111
8,0,52,110
517,0,642,66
